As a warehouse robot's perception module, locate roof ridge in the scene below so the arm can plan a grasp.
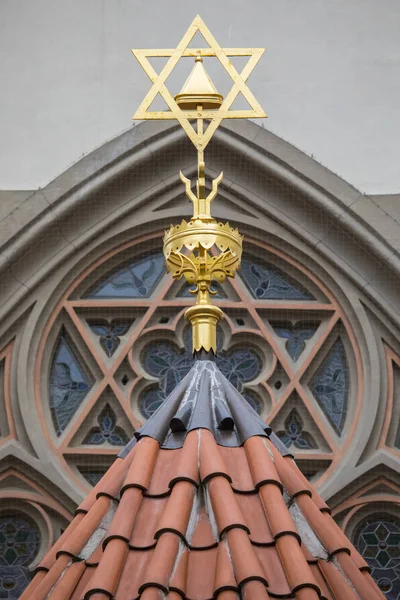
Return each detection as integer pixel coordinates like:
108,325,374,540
119,360,273,452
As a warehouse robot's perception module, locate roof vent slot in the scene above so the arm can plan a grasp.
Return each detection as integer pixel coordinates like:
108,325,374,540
215,403,235,431
170,402,192,432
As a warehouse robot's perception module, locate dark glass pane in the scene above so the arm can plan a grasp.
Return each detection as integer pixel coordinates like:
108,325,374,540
355,517,400,599
139,330,263,419
0,515,40,599
216,350,262,389
310,339,349,435
78,469,107,487
88,319,133,357
49,331,93,435
242,391,263,415
83,405,129,446
272,321,320,361
139,387,166,420
276,409,317,450
87,253,165,298
239,257,314,300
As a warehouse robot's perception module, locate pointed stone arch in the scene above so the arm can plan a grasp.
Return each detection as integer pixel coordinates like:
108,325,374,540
0,119,398,510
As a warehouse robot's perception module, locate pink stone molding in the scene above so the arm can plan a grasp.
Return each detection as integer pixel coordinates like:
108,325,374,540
34,232,364,492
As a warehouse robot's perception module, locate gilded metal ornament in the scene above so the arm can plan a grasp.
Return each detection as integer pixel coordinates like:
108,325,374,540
132,15,266,353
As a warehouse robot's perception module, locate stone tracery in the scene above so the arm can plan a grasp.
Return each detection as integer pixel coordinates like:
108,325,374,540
39,237,360,490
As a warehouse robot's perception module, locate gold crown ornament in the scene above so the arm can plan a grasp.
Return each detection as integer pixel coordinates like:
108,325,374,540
132,15,266,353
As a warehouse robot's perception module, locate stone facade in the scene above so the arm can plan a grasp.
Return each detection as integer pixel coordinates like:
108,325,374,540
0,121,399,595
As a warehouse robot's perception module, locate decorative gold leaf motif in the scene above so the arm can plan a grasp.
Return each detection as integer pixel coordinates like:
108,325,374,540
132,15,265,353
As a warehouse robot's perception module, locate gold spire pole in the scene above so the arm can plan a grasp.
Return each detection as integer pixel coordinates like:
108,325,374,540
132,16,266,354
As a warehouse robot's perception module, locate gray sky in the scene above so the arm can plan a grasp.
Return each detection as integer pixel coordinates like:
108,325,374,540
0,0,399,193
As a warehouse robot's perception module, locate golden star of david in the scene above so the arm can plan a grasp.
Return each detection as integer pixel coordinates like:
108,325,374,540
131,15,266,151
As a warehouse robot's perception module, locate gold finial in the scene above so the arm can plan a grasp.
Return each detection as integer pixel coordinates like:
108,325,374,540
175,56,223,110
132,16,266,354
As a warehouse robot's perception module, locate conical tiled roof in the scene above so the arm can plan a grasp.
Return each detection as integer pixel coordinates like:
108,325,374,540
22,361,384,600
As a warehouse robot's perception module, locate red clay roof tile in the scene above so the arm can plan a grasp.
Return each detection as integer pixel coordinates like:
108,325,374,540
217,446,254,492
267,441,311,498
28,554,71,600
296,494,350,556
186,546,218,599
146,448,182,497
121,436,159,492
60,496,111,558
213,539,237,593
70,565,96,600
35,513,85,572
115,549,154,599
190,503,217,549
275,534,320,594
207,477,249,537
169,547,188,594
46,561,86,600
140,532,181,594
295,588,320,600
19,570,46,598
318,559,360,600
225,528,267,586
245,436,282,491
308,563,334,600
171,429,200,488
85,537,128,597
336,552,384,600
141,588,165,600
234,493,274,545
167,592,186,600
105,486,143,545
241,579,271,599
129,496,168,549
24,398,385,600
78,444,137,512
156,480,196,540
253,544,292,597
199,429,232,484
215,592,240,600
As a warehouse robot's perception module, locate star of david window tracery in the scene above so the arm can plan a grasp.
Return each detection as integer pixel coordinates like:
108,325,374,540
41,237,359,490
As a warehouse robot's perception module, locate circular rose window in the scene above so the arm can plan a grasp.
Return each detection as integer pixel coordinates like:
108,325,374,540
36,234,362,490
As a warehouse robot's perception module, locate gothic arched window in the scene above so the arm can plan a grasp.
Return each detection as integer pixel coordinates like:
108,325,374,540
0,513,40,599
354,514,400,599
38,235,360,489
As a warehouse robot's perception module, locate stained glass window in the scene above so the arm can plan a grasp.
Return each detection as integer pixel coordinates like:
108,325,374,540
355,516,400,599
78,469,107,487
88,319,134,357
240,257,314,300
45,240,357,486
0,514,40,599
83,405,129,446
310,339,349,435
139,329,263,419
49,331,93,435
87,253,165,298
272,321,319,361
276,409,317,450
242,391,263,415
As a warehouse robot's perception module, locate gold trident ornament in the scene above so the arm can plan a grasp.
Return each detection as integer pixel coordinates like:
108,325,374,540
132,15,266,354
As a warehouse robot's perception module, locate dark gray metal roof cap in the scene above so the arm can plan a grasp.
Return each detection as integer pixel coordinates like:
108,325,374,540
119,360,274,452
